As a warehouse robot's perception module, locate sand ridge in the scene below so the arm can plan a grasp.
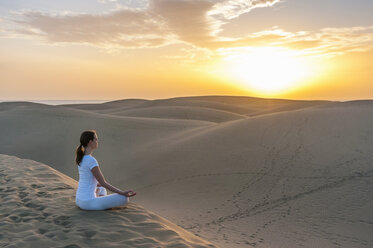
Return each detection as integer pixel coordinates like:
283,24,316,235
61,95,331,120
0,154,217,248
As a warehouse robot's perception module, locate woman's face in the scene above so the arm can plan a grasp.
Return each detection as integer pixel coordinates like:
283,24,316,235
89,134,99,149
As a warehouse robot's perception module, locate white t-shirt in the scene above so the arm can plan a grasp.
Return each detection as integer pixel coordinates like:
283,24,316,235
76,154,99,201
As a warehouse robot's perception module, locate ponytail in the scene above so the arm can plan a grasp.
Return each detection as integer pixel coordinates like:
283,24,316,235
75,130,96,166
75,144,84,166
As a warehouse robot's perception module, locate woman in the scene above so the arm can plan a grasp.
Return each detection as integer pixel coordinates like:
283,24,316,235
75,130,136,210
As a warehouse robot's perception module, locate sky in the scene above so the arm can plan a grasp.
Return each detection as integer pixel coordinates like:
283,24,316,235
0,0,372,101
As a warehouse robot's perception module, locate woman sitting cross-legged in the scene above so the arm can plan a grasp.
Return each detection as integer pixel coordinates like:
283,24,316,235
75,130,136,210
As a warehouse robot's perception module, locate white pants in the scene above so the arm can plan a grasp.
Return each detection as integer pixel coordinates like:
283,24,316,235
76,193,129,211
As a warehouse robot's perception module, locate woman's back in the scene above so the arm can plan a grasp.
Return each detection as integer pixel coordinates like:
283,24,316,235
76,154,99,201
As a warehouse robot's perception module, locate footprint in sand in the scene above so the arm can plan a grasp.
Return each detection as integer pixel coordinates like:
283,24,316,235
25,202,46,211
31,183,44,189
38,228,49,234
21,197,31,203
53,215,72,227
50,185,74,191
81,230,97,238
45,233,55,239
36,191,51,198
64,244,81,248
18,191,28,199
4,187,15,192
19,212,31,217
43,212,51,218
9,215,21,223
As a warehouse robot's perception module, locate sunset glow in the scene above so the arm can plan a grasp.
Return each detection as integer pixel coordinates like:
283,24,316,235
0,0,372,101
216,47,320,95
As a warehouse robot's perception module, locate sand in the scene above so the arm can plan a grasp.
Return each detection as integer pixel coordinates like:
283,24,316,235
0,154,216,248
1,95,373,247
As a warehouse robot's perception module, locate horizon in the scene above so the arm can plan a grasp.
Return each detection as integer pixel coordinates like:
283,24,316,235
2,94,373,106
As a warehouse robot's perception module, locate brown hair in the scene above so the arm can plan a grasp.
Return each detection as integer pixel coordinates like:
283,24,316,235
75,130,96,166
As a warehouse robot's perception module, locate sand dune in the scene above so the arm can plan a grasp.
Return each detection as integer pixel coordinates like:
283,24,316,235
121,96,330,116
104,106,247,123
0,101,57,112
0,101,212,179
0,154,217,248
62,95,330,119
61,99,149,111
1,95,373,247
131,103,373,246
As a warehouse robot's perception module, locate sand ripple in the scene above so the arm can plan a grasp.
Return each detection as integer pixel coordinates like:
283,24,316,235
0,154,217,248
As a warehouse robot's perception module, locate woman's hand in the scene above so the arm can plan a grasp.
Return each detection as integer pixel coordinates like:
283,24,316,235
120,190,136,197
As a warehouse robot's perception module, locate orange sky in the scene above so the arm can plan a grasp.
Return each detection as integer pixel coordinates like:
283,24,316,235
1,0,372,101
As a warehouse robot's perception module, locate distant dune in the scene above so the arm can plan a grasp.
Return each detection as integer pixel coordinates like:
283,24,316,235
62,95,331,118
103,106,246,123
1,95,373,247
0,154,216,247
61,99,149,111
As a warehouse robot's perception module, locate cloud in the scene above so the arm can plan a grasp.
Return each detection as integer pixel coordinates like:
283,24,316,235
6,0,373,58
208,0,281,20
149,0,217,46
216,26,373,57
282,26,373,57
98,0,118,3
12,8,178,48
7,0,284,49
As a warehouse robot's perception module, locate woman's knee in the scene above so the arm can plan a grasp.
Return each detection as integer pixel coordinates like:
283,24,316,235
116,194,128,205
102,194,128,208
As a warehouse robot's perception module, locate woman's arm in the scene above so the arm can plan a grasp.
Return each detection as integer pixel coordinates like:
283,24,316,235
91,166,124,194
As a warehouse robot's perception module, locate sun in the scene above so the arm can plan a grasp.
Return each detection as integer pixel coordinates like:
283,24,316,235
216,46,316,95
